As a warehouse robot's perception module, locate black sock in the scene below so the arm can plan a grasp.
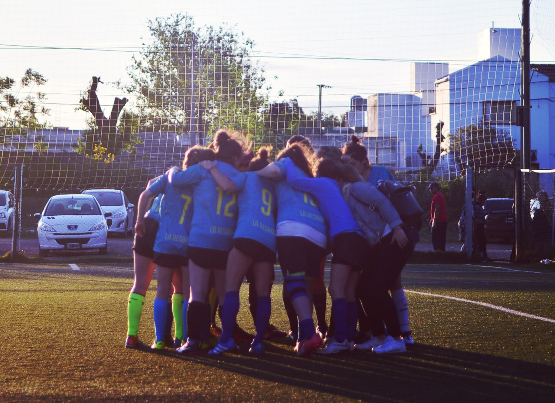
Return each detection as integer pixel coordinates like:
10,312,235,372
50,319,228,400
313,292,328,334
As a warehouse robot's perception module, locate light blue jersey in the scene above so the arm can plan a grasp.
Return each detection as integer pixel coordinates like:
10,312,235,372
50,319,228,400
284,158,361,242
145,194,162,222
169,162,247,251
272,159,326,234
367,165,395,186
233,172,276,252
148,172,193,257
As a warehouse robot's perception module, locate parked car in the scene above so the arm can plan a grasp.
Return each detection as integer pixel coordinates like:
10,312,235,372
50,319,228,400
36,194,108,256
82,189,135,237
484,198,514,242
0,190,14,237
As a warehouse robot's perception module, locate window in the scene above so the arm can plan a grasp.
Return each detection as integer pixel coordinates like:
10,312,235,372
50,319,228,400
483,101,516,124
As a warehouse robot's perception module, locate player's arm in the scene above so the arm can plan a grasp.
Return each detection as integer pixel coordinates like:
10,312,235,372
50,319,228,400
200,160,236,193
256,162,280,179
135,188,155,237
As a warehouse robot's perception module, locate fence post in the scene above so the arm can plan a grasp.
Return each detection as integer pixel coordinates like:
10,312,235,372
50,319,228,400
11,165,23,261
465,168,473,259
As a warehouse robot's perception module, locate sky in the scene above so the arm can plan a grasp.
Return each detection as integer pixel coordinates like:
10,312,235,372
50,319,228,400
1,0,554,129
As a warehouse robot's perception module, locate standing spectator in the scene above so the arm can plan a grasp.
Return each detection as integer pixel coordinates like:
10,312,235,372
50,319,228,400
428,182,448,251
473,194,489,261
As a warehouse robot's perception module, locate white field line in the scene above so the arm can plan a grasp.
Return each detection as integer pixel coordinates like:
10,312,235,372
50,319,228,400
69,264,80,271
465,264,544,274
405,290,555,324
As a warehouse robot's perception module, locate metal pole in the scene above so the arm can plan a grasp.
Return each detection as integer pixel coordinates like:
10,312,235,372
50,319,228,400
465,168,473,259
316,84,331,134
11,165,22,261
190,34,196,135
521,0,531,170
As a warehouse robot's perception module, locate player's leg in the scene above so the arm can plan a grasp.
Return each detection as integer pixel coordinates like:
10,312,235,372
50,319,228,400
126,251,155,348
249,260,273,354
151,264,175,349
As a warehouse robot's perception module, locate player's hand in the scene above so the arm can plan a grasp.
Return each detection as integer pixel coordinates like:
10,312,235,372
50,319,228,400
391,227,409,248
200,160,217,170
135,219,145,237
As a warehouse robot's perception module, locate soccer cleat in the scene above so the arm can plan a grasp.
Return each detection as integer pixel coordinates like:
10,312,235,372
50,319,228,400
150,340,165,350
372,336,406,354
316,338,350,355
208,339,239,355
233,325,255,342
177,339,201,355
354,330,372,345
164,335,174,348
125,335,144,349
296,332,323,357
264,324,288,340
248,342,265,355
210,323,222,337
402,333,415,345
172,338,183,349
355,336,387,351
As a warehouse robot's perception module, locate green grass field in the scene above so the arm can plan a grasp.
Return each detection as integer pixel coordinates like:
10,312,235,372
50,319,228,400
1,262,554,402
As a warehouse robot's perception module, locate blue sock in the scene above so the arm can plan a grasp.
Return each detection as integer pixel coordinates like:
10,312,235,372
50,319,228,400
299,318,316,341
346,301,358,342
182,300,189,341
331,298,347,342
253,296,271,345
164,299,173,339
220,291,240,343
153,298,167,342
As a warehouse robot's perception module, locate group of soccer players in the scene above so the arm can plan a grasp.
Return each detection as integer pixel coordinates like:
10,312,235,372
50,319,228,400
125,129,415,357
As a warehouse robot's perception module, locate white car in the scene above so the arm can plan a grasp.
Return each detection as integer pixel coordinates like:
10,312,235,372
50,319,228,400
82,189,135,237
0,190,14,237
36,194,108,256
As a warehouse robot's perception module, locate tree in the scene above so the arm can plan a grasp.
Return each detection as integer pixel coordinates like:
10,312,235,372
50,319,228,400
258,99,305,152
0,68,50,143
449,120,516,173
125,13,269,141
75,77,142,162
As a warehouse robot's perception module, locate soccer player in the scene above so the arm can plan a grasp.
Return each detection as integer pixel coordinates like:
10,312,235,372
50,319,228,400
125,189,161,349
342,135,414,344
283,155,369,354
256,144,327,356
168,130,248,355
205,147,277,355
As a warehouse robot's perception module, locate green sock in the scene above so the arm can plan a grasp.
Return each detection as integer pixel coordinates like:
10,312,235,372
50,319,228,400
172,293,185,340
127,293,146,337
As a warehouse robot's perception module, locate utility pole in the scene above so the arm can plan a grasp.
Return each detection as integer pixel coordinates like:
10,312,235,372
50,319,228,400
317,84,331,133
515,0,531,262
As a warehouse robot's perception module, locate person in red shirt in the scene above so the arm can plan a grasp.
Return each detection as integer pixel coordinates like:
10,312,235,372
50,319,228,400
428,182,448,251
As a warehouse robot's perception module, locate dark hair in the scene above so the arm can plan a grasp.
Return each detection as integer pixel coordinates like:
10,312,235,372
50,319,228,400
249,146,272,172
342,163,363,183
342,135,370,168
213,129,244,166
183,145,216,168
317,146,342,162
277,144,314,177
316,158,344,180
286,135,312,150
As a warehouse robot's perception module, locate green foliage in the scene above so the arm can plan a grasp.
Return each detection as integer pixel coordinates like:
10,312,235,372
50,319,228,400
0,68,50,142
449,120,515,173
125,13,269,139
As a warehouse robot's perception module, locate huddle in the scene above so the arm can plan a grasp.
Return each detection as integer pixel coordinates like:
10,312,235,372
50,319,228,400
125,130,415,357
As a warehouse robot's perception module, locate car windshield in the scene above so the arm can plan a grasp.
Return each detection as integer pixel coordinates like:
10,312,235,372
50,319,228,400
0,193,5,205
45,198,101,216
84,191,122,206
485,199,513,212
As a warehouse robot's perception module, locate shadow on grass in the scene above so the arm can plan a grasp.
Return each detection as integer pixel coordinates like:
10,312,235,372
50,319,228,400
119,340,555,403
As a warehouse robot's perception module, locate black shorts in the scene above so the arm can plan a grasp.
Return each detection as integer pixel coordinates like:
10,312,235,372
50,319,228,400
153,252,189,269
331,231,369,271
277,236,326,278
132,216,159,259
188,246,229,270
233,238,276,264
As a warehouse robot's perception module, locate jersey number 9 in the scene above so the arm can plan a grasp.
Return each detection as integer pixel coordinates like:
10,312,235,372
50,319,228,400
261,188,272,216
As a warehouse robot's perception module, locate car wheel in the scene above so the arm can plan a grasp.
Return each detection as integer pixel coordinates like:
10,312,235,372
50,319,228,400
99,243,108,255
39,248,48,257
